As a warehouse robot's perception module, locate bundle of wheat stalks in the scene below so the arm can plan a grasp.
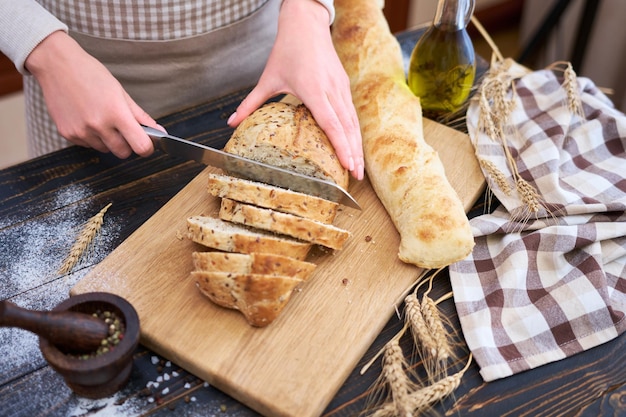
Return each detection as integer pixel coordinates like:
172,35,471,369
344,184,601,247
469,17,584,224
361,270,472,417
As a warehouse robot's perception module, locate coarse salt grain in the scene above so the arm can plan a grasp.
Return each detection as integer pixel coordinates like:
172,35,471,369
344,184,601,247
162,387,170,395
184,382,191,389
151,356,160,365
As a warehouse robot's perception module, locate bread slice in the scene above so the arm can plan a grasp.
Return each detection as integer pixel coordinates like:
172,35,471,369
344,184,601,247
219,198,351,250
206,172,338,224
186,215,311,260
193,271,304,327
192,251,316,281
223,102,349,190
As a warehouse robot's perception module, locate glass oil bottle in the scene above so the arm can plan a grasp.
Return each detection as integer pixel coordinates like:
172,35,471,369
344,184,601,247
408,0,476,118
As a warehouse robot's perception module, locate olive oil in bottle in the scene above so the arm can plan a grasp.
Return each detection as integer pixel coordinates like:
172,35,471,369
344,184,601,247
408,0,476,118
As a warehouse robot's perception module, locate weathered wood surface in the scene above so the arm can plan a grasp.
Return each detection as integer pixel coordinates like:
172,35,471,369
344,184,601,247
1,28,625,417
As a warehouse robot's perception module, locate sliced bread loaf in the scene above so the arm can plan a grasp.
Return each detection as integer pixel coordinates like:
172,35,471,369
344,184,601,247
223,102,349,190
219,198,351,250
192,251,316,281
206,172,338,224
187,215,311,260
193,271,304,327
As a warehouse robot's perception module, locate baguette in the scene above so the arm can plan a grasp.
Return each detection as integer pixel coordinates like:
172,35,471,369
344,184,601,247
192,251,316,281
186,215,311,260
193,271,304,327
331,0,474,268
223,101,349,190
206,172,338,224
219,198,351,250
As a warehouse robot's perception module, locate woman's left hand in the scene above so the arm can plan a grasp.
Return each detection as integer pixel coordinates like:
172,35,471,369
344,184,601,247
227,0,364,181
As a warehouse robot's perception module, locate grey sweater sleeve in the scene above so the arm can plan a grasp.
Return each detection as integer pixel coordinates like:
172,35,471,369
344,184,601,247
0,0,68,74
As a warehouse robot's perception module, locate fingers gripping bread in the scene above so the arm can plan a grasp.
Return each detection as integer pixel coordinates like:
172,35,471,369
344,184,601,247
223,102,349,190
331,0,474,268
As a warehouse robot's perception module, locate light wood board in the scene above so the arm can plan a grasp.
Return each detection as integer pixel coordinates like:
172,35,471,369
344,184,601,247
72,118,485,417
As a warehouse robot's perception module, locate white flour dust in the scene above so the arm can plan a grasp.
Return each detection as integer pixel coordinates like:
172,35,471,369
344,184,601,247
1,184,121,300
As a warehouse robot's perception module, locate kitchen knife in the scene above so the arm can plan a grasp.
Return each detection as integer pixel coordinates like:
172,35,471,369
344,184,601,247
143,125,361,210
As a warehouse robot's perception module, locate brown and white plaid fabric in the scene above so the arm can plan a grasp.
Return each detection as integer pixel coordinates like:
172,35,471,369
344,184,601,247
36,0,269,40
449,65,626,381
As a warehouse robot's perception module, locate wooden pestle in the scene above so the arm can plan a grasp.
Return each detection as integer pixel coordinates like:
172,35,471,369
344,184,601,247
0,300,110,354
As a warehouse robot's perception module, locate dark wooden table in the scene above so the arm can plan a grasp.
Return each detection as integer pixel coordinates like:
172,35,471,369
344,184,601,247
1,28,625,417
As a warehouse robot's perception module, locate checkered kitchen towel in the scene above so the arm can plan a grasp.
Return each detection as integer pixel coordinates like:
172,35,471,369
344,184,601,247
449,60,626,382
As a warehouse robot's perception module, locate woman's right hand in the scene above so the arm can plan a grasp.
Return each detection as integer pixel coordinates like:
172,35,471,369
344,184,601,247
25,31,161,158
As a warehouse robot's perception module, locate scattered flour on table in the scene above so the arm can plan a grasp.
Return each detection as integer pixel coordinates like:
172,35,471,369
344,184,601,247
1,183,121,299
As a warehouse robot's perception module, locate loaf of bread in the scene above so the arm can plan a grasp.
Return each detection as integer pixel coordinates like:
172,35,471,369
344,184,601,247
189,101,353,327
223,101,349,190
192,251,316,281
219,198,351,250
193,271,304,327
187,215,311,260
331,0,474,268
206,172,338,224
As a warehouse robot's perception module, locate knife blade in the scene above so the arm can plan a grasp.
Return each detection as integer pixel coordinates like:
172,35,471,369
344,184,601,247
142,125,361,210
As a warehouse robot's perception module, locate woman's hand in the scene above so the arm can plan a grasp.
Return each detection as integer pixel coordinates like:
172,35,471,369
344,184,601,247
25,31,161,158
227,0,364,180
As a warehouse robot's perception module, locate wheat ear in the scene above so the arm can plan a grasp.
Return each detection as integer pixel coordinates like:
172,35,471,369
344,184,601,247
58,203,112,275
478,157,512,196
373,353,473,416
421,296,452,363
375,338,419,417
405,293,437,359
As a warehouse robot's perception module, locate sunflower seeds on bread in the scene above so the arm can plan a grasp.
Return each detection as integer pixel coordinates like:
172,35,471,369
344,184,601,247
206,172,338,224
192,251,316,281
187,215,311,260
218,198,351,250
193,271,304,327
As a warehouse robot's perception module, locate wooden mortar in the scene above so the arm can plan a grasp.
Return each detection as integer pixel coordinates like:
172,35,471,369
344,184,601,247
38,292,140,399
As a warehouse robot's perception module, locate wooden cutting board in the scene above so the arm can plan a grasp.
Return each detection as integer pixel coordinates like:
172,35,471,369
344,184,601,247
72,118,485,417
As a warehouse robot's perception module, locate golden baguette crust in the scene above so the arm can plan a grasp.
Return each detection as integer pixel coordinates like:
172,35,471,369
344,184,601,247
223,102,349,190
192,251,316,281
192,271,304,327
332,0,474,268
219,198,351,250
186,215,311,260
206,172,338,224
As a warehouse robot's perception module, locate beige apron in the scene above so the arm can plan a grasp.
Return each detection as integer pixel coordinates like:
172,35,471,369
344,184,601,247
24,0,280,156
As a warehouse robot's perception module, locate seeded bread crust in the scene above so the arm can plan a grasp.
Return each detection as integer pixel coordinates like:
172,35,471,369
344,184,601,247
192,271,304,327
223,102,349,190
192,251,316,281
219,198,351,250
186,215,311,260
206,172,338,224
